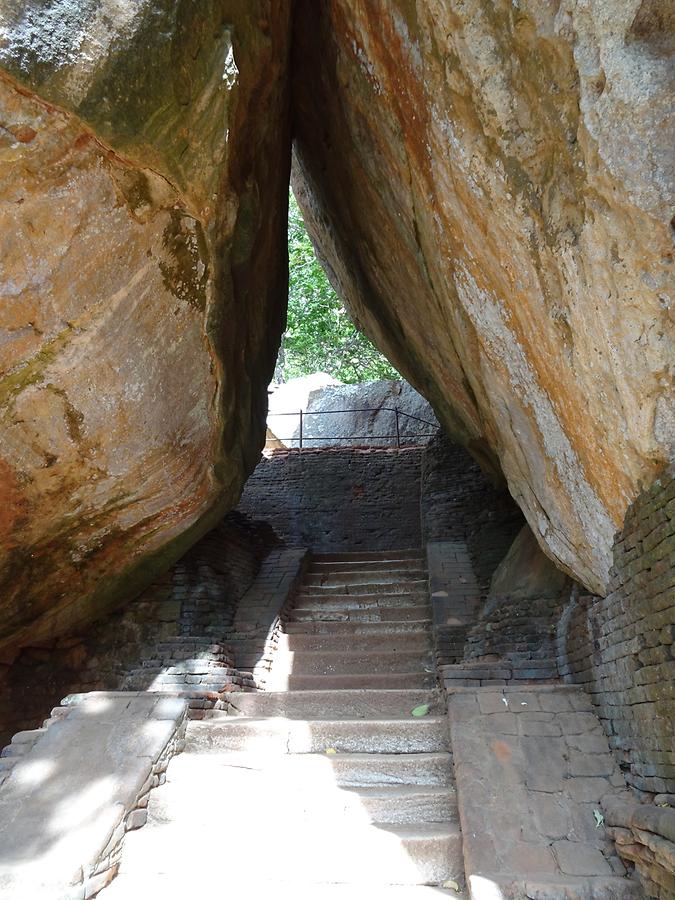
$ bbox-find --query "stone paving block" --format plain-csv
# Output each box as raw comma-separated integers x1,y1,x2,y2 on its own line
490,712,519,735
539,693,574,713
558,711,604,735
569,802,610,847
552,840,613,876
477,692,511,715
566,776,613,803
498,841,559,875
520,718,562,737
504,692,541,711
565,732,617,755
522,875,642,898
523,736,568,792
568,749,616,777
530,793,573,840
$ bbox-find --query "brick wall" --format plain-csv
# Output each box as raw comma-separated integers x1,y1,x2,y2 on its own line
557,466,675,795
237,447,424,551
0,512,275,746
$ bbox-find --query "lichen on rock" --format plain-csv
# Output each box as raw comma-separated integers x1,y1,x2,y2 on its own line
0,1,292,651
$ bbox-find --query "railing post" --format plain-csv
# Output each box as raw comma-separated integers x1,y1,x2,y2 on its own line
299,408,303,452
395,407,400,449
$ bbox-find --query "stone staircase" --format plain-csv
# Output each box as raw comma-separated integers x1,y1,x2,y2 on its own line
101,549,465,897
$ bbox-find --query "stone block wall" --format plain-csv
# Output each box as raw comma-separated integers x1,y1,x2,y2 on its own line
464,594,564,677
237,446,424,550
0,512,275,746
557,466,675,796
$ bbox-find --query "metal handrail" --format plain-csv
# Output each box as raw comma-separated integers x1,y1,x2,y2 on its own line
266,406,437,450
268,406,437,427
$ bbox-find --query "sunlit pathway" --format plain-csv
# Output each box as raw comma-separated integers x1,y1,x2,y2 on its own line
101,550,464,898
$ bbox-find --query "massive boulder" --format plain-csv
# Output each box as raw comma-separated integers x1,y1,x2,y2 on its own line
0,1,291,652
267,375,437,448
292,0,674,594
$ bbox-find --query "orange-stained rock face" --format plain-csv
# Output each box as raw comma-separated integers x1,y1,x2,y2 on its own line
0,0,672,655
0,2,291,651
292,0,674,594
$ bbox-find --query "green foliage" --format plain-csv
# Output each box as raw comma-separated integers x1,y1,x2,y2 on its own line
278,192,399,384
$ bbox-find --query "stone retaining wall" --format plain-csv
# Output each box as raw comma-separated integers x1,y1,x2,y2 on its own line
603,795,675,899
238,446,424,550
0,512,274,745
557,467,675,797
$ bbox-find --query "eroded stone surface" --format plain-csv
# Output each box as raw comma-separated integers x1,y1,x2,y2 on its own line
0,2,291,650
292,0,674,594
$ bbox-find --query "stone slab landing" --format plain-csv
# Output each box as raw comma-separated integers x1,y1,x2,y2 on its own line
448,684,643,899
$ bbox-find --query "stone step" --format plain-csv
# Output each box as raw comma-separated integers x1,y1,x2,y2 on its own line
277,631,433,652
298,579,428,596
265,672,437,691
271,650,434,676
283,619,432,636
150,756,456,825
187,716,450,754
117,815,462,885
312,549,425,562
341,784,457,825
103,875,462,899
167,747,455,787
289,605,431,624
464,874,640,899
303,569,427,587
294,593,429,610
309,558,427,573
224,689,443,719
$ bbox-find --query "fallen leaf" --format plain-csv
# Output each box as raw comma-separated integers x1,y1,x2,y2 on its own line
593,809,604,828
325,748,337,755
442,879,460,891
411,703,431,717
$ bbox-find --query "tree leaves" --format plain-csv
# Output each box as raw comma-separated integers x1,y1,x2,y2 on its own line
281,192,399,384
411,704,431,717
